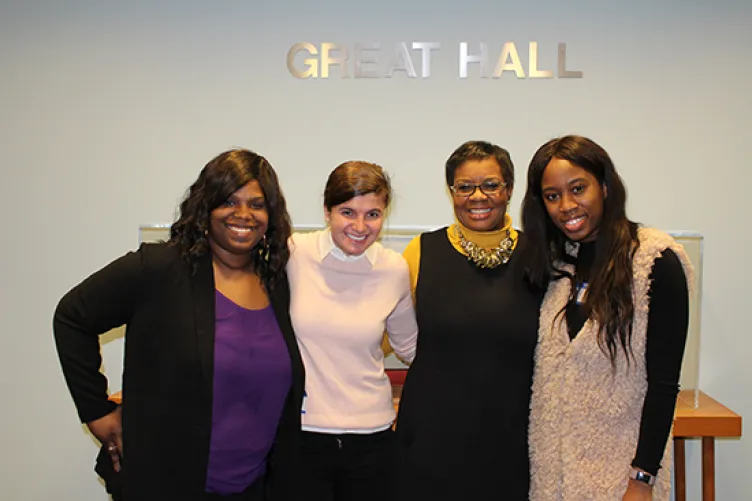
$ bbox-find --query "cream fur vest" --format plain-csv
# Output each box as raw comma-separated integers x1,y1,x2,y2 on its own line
529,228,693,501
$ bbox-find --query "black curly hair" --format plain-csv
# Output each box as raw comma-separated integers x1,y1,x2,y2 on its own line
169,149,292,289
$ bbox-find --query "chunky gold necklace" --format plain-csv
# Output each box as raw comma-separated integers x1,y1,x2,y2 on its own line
456,226,515,268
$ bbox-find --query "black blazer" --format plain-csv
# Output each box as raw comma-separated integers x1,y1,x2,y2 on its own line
54,243,305,501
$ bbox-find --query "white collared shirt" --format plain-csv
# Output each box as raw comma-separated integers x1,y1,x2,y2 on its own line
317,228,379,265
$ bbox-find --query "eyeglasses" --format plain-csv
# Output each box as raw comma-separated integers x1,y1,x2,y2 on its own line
450,179,507,197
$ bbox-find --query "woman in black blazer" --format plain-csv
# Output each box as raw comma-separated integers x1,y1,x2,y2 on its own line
54,149,305,501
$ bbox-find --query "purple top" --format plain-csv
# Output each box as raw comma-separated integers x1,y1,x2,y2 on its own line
205,290,292,495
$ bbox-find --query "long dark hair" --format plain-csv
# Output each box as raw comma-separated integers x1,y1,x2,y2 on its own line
169,149,292,289
521,135,639,366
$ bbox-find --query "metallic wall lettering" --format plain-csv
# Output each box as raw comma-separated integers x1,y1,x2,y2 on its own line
412,42,440,78
320,43,347,78
288,42,441,79
287,41,582,79
492,42,525,78
557,43,583,78
459,42,488,78
386,42,417,78
287,42,318,79
354,43,381,78
528,42,554,78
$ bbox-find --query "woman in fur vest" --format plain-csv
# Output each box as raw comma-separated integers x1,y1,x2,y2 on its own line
521,135,692,501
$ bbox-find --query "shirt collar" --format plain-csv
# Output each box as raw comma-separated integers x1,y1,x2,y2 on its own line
318,229,378,265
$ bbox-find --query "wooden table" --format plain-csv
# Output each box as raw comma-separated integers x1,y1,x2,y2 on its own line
673,390,742,501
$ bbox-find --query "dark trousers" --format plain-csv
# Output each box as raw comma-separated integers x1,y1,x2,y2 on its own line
300,429,396,501
203,475,266,501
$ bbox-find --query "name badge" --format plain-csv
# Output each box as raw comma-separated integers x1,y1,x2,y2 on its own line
575,282,589,305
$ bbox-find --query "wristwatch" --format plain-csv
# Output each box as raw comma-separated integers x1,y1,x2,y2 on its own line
629,468,656,486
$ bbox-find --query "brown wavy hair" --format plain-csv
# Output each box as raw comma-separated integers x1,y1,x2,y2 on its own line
169,149,292,289
521,135,639,366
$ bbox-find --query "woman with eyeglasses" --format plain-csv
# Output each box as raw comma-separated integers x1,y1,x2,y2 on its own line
393,141,544,501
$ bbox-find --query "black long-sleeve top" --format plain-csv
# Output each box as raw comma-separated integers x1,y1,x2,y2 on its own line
565,241,689,475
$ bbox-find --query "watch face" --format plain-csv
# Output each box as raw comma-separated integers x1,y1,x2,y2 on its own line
630,470,655,486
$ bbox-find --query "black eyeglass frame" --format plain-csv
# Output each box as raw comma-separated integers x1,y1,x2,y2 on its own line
449,179,508,198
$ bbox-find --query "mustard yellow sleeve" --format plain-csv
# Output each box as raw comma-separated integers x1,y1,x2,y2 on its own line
381,235,421,358
380,333,394,356
402,235,421,297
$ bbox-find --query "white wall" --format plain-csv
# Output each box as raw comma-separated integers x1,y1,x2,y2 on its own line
1,1,749,499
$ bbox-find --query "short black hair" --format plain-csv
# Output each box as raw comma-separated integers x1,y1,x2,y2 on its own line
445,140,514,190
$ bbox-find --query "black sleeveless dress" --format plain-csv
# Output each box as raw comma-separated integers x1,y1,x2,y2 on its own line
394,228,543,501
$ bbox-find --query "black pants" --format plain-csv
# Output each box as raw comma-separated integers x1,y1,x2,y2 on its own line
300,429,396,501
203,475,266,501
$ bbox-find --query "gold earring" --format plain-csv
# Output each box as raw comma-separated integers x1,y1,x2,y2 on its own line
258,235,270,262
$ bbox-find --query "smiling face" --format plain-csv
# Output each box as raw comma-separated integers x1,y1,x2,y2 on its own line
540,157,606,242
451,157,511,232
326,192,387,256
208,180,268,264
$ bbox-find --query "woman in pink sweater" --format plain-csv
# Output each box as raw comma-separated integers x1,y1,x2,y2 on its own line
286,161,418,501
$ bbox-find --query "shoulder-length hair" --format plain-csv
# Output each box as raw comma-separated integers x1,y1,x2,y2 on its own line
521,135,639,366
169,149,292,289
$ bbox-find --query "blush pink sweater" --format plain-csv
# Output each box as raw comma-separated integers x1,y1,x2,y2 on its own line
287,230,417,431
